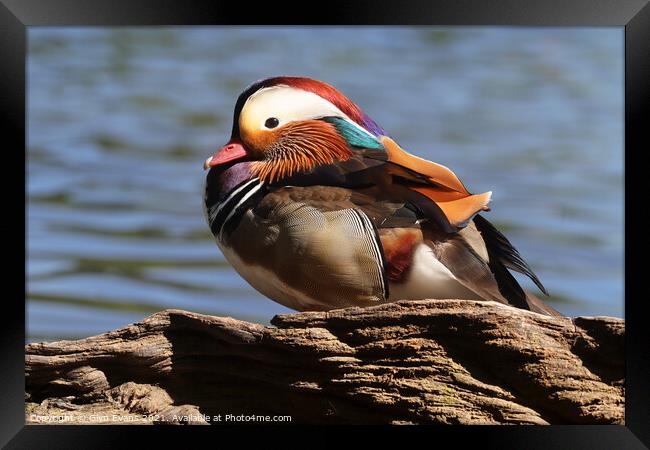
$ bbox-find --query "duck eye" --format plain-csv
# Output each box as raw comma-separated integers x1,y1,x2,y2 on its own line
264,117,279,129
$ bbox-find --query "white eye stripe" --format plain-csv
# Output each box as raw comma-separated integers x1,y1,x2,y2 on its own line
240,85,376,139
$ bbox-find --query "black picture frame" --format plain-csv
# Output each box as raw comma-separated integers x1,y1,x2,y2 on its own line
2,0,647,447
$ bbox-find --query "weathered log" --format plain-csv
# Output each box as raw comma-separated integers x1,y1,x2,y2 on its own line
25,299,624,425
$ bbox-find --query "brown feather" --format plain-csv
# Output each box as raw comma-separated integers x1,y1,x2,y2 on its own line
424,220,561,317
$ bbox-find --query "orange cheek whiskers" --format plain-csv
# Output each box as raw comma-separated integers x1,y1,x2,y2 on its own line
250,121,353,183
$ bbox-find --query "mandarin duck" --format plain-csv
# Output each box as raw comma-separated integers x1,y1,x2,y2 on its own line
203,76,561,317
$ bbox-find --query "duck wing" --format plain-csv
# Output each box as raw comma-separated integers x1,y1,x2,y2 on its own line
263,137,556,315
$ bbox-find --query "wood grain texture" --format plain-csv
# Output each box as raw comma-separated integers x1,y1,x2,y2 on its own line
25,299,624,425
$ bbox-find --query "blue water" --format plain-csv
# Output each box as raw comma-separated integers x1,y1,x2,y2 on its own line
27,27,624,342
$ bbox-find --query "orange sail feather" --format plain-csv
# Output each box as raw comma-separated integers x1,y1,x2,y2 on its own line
379,136,491,228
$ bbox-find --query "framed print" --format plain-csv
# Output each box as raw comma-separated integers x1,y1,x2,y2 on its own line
2,0,648,447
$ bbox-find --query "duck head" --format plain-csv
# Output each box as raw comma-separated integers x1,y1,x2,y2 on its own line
204,76,386,183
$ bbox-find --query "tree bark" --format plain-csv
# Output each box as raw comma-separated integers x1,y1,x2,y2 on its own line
25,299,624,425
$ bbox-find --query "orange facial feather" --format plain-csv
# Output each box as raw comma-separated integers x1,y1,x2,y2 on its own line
250,120,353,183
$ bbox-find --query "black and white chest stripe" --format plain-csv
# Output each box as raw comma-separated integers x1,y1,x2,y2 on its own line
206,177,266,242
